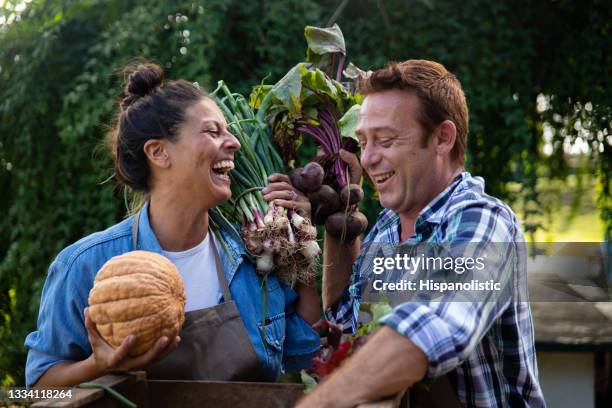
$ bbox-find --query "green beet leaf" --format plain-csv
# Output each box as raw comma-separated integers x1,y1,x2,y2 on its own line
305,24,346,57
270,63,307,116
301,369,318,393
338,104,361,142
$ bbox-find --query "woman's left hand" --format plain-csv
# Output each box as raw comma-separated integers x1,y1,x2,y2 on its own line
262,173,311,219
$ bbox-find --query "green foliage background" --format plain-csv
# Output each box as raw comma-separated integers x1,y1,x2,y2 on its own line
0,0,610,385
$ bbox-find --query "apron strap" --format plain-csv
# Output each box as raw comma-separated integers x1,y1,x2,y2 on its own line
131,208,233,302
132,210,141,250
210,232,232,302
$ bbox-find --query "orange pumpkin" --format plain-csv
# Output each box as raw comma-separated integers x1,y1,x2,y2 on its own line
87,251,186,356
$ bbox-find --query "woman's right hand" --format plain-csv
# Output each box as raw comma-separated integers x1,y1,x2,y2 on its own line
263,173,312,219
84,308,180,374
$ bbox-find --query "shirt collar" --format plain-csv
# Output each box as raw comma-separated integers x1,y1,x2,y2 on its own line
135,201,164,254
414,171,471,231
376,171,473,240
369,172,481,243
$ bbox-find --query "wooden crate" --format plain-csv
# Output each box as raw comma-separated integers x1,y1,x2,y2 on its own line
31,372,408,408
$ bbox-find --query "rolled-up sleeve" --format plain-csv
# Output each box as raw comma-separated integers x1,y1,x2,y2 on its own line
324,285,359,334
380,299,509,378
281,285,321,372
380,204,518,378
24,258,91,386
323,238,375,334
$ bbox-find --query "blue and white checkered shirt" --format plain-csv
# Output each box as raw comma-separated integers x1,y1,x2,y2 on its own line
325,172,546,407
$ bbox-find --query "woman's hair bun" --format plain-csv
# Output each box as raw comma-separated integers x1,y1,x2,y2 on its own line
121,63,163,108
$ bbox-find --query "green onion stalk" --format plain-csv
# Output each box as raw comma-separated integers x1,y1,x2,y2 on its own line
211,81,320,287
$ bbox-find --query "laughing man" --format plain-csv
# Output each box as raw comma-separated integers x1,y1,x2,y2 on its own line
297,60,545,408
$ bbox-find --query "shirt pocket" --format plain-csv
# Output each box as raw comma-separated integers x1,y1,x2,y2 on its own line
257,311,286,371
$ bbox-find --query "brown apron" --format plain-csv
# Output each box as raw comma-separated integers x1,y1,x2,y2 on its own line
131,210,265,381
410,374,464,407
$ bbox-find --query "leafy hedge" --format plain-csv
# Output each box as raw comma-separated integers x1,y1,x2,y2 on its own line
1,0,609,385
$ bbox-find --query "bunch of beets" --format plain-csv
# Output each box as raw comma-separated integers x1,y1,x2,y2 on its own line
289,157,367,244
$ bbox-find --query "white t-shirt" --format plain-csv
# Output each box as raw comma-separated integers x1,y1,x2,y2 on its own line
162,232,220,312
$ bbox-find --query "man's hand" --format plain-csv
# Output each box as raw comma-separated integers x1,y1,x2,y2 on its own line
85,308,180,374
263,173,311,218
339,149,362,185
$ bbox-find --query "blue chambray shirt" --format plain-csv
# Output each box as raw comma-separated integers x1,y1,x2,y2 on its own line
25,202,320,386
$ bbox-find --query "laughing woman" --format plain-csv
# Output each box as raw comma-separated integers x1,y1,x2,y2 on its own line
24,63,320,387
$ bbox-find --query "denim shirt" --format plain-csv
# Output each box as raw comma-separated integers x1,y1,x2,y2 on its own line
24,203,320,386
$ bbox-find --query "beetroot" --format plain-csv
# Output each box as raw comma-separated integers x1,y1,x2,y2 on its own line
301,162,325,192
289,167,305,192
289,162,325,193
308,185,341,225
325,211,368,243
339,184,364,207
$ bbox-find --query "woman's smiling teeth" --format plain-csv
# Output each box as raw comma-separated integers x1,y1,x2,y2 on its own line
373,171,395,185
212,160,234,181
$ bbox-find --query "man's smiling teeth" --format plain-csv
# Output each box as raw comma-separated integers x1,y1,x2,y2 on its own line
212,160,235,174
373,171,395,183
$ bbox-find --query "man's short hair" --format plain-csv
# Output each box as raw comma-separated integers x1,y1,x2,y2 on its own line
358,60,469,165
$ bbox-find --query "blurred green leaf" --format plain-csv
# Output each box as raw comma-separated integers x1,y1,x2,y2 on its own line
338,104,361,141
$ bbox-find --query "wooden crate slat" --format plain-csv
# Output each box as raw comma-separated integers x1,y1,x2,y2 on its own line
147,379,303,408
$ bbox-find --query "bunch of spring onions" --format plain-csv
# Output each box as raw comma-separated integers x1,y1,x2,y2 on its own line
211,81,320,286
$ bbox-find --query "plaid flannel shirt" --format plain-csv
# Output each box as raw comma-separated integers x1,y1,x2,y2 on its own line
325,172,546,407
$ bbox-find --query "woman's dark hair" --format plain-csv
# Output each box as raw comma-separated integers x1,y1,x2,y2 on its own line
107,63,207,191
